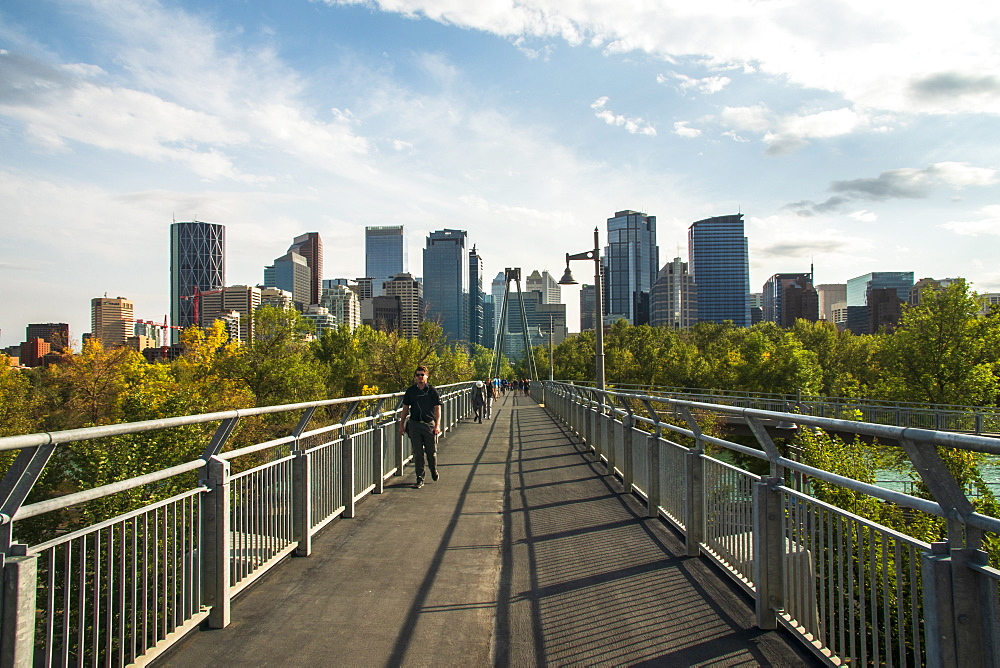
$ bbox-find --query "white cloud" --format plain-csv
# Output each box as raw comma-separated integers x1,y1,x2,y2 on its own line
673,121,701,138
320,0,1000,115
850,210,878,222
590,97,657,136
658,71,731,94
942,205,1000,236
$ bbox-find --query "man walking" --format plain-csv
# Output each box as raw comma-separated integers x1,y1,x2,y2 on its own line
399,365,442,489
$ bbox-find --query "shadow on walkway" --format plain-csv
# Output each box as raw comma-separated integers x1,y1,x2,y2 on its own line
163,394,820,667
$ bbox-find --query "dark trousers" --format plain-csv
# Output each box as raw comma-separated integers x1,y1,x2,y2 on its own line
406,421,437,479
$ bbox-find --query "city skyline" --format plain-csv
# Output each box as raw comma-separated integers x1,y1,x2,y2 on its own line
3,0,1000,346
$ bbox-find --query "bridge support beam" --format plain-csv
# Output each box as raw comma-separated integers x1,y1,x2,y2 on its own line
752,476,784,630
202,457,231,629
1,548,37,668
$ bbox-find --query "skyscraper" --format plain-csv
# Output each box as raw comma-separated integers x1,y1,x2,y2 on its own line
816,284,847,321
91,296,134,347
650,258,697,329
469,246,485,346
423,229,469,342
264,250,310,309
688,214,750,327
845,271,914,335
491,271,506,339
288,232,323,306
526,270,561,304
580,284,596,332
762,273,818,327
605,210,659,325
382,273,424,337
170,221,225,342
199,285,261,342
25,323,70,351
366,226,406,280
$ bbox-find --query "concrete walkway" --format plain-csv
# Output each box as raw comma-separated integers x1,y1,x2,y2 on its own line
162,394,820,667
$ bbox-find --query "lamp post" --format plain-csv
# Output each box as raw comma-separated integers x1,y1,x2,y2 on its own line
558,227,605,391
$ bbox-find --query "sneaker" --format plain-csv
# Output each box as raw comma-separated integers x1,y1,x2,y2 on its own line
430,468,440,481
413,478,424,489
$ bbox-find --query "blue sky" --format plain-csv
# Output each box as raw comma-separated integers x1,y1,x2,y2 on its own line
2,0,999,347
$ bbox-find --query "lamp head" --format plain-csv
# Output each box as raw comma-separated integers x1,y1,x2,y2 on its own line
558,265,577,285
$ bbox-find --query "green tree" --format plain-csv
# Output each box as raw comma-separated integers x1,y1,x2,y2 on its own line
877,280,1000,406
225,306,326,407
0,357,38,437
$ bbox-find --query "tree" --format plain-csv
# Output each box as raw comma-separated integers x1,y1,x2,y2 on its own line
877,280,1000,406
225,306,326,407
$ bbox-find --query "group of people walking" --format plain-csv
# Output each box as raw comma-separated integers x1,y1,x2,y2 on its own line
399,367,532,489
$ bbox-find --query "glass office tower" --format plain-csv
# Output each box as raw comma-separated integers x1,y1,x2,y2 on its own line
605,210,659,325
423,229,469,342
688,214,750,326
469,245,484,346
365,226,406,279
170,221,225,343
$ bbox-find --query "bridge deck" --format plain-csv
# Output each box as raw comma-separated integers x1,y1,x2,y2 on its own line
163,395,819,667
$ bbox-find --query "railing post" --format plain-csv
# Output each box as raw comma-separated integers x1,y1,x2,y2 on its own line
605,406,616,477
646,431,661,518
752,476,784,630
622,414,634,490
343,433,356,518
394,411,405,476
201,457,231,629
292,450,312,557
922,542,957,667
373,424,385,494
951,547,996,668
1,547,37,667
684,450,704,557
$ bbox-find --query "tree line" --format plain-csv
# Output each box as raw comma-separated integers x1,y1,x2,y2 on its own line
536,280,1000,407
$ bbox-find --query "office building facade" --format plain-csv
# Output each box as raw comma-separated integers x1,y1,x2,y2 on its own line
605,210,659,325
469,246,485,346
170,221,225,342
320,284,362,331
264,251,311,309
650,258,697,329
423,229,469,342
25,323,70,351
199,285,262,342
688,214,750,327
92,297,135,347
366,226,406,280
526,270,561,305
845,271,914,334
817,284,847,322
382,273,423,337
288,232,323,306
762,273,818,327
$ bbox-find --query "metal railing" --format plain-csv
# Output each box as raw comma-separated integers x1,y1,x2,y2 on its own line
568,382,1000,435
536,381,1000,667
0,382,474,667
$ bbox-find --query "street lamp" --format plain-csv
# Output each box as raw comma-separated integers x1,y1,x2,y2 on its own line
558,226,605,391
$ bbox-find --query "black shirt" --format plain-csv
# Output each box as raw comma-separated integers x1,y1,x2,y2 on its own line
402,384,442,423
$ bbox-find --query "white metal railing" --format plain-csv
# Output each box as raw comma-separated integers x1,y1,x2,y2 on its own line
568,382,1000,436
536,381,1000,667
0,382,474,667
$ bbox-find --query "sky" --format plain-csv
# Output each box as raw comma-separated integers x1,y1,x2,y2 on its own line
2,0,1000,348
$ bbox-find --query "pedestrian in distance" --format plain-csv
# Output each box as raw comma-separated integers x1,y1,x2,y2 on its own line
485,379,496,419
399,365,442,489
472,380,486,423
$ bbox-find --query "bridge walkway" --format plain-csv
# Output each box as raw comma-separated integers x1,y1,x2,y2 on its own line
163,393,819,666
